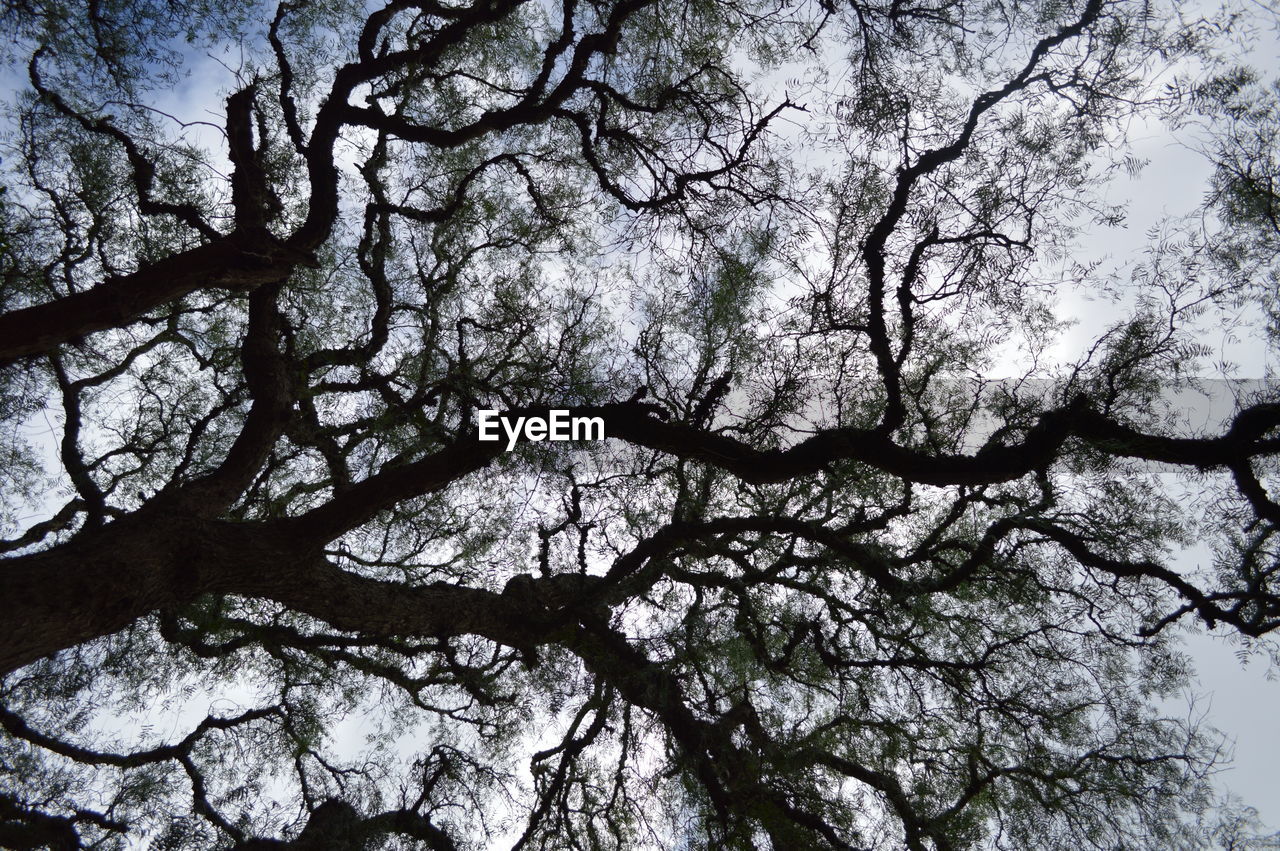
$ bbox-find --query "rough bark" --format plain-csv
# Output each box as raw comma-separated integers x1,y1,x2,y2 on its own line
0,230,312,366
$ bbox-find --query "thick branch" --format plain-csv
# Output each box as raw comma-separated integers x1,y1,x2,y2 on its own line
0,231,312,365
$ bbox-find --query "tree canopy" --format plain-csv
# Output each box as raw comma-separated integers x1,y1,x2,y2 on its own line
0,0,1278,846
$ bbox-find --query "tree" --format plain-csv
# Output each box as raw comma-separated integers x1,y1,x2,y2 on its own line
0,0,1277,846
1204,795,1280,850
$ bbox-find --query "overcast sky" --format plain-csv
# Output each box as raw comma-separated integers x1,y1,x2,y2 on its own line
1053,9,1280,827
155,18,1280,828
5,0,1280,838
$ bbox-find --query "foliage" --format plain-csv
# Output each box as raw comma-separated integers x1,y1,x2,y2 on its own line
0,0,1277,847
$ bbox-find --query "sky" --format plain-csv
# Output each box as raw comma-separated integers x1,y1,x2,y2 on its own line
4,0,1280,841
1047,12,1280,827
1028,124,1277,851
143,25,1280,832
